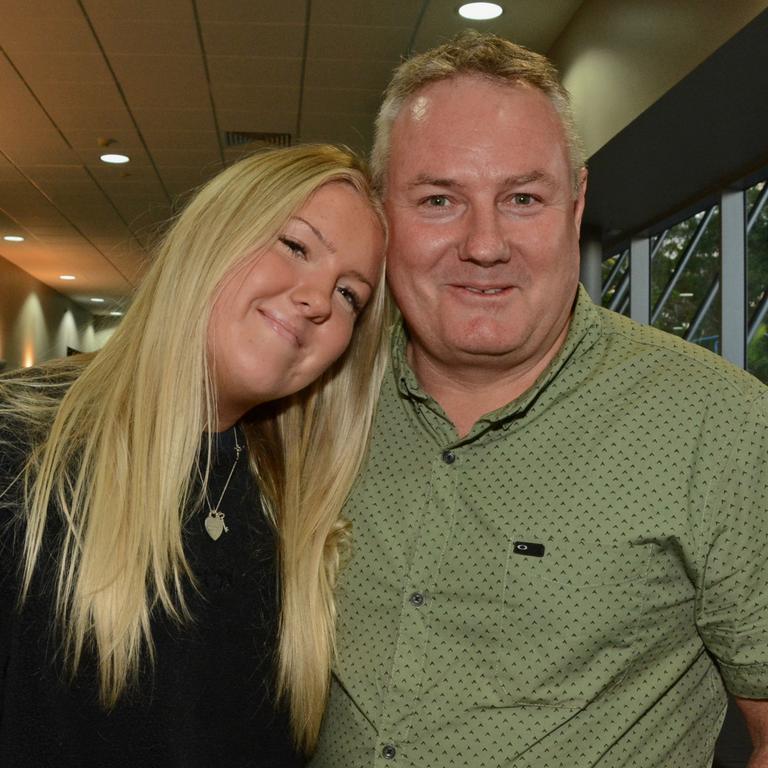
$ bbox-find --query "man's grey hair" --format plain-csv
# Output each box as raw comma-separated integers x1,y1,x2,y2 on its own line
371,30,586,195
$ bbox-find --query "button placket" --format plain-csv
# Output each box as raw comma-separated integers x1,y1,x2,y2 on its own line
378,450,458,746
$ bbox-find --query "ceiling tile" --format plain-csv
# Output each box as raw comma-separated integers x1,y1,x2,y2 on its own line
310,0,425,27
215,110,296,136
108,55,210,110
132,108,218,133
147,147,223,170
8,52,113,84
307,25,412,61
51,107,137,136
299,112,375,150
212,84,301,114
81,0,192,22
195,0,307,25
2,15,97,55
304,58,398,90
202,22,306,58
89,19,200,56
0,0,83,20
301,87,383,114
207,56,303,88
30,79,126,115
138,129,220,151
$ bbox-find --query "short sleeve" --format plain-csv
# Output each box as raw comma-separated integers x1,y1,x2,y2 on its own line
695,391,768,698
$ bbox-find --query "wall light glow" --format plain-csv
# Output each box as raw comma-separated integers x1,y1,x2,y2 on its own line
22,344,35,368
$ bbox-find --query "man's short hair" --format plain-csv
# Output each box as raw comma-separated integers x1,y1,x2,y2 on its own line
371,30,586,195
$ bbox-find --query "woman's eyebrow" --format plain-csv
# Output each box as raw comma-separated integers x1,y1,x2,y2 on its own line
346,270,374,289
292,216,336,253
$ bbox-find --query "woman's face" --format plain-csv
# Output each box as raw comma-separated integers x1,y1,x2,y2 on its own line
208,181,384,429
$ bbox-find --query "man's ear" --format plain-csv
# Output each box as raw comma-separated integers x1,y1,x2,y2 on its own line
573,167,588,231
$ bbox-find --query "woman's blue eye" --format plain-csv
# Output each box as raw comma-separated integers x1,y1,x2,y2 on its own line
279,236,307,259
337,285,361,313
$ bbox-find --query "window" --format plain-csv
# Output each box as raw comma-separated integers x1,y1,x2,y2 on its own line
602,249,630,316
650,206,721,354
747,180,768,383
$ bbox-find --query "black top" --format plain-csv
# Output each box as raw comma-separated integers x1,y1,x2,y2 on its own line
0,423,304,768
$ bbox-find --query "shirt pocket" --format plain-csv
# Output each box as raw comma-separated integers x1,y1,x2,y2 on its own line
496,536,652,707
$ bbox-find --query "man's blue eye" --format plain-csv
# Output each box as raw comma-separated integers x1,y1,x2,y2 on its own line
514,194,534,205
427,196,449,207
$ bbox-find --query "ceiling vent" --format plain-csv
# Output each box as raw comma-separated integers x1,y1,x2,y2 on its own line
224,131,292,148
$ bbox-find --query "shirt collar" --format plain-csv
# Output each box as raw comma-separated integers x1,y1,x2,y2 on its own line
392,284,603,426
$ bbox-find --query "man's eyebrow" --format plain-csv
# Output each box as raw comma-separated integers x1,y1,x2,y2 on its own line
293,216,336,253
407,175,463,190
406,171,555,189
503,171,555,187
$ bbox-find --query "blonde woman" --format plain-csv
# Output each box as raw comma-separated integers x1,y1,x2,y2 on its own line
0,144,387,767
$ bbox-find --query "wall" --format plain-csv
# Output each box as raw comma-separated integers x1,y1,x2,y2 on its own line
581,9,768,241
550,0,768,157
0,251,100,371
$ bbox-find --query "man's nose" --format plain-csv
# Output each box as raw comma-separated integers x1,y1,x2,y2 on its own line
460,206,510,265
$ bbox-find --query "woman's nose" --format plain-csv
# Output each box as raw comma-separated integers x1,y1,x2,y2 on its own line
291,281,333,322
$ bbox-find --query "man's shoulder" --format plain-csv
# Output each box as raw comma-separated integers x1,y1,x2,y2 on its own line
595,305,767,405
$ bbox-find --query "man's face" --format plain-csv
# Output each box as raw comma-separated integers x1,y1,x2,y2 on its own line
384,75,586,375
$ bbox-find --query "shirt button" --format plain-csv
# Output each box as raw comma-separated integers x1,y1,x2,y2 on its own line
441,450,456,464
382,744,397,760
409,591,425,607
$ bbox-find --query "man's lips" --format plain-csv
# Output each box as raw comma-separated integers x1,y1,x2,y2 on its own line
258,308,302,346
449,283,514,296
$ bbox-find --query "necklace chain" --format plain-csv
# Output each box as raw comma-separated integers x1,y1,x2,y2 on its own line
202,428,242,541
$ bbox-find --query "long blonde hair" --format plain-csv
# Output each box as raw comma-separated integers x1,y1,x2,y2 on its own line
0,144,388,752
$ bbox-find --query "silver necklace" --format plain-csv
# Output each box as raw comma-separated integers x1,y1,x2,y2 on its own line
203,428,242,541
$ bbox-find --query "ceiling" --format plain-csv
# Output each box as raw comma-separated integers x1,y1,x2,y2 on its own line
0,0,584,314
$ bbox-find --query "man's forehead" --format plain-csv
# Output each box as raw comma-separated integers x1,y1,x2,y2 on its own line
387,78,568,184
398,74,542,124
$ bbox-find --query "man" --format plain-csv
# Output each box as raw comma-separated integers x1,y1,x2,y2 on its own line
312,32,768,767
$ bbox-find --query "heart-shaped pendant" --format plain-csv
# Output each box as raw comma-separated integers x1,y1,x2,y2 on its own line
205,510,227,541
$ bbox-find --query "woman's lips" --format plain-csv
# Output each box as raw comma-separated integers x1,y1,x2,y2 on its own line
258,308,301,346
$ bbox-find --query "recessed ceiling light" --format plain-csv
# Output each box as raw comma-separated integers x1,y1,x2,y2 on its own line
109,311,124,317
59,275,76,281
458,2,503,20
90,297,105,303
3,235,24,242
100,153,130,164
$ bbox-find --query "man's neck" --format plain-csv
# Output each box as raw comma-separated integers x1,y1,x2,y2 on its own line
407,322,572,439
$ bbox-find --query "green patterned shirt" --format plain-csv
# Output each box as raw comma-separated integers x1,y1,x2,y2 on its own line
312,287,768,767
